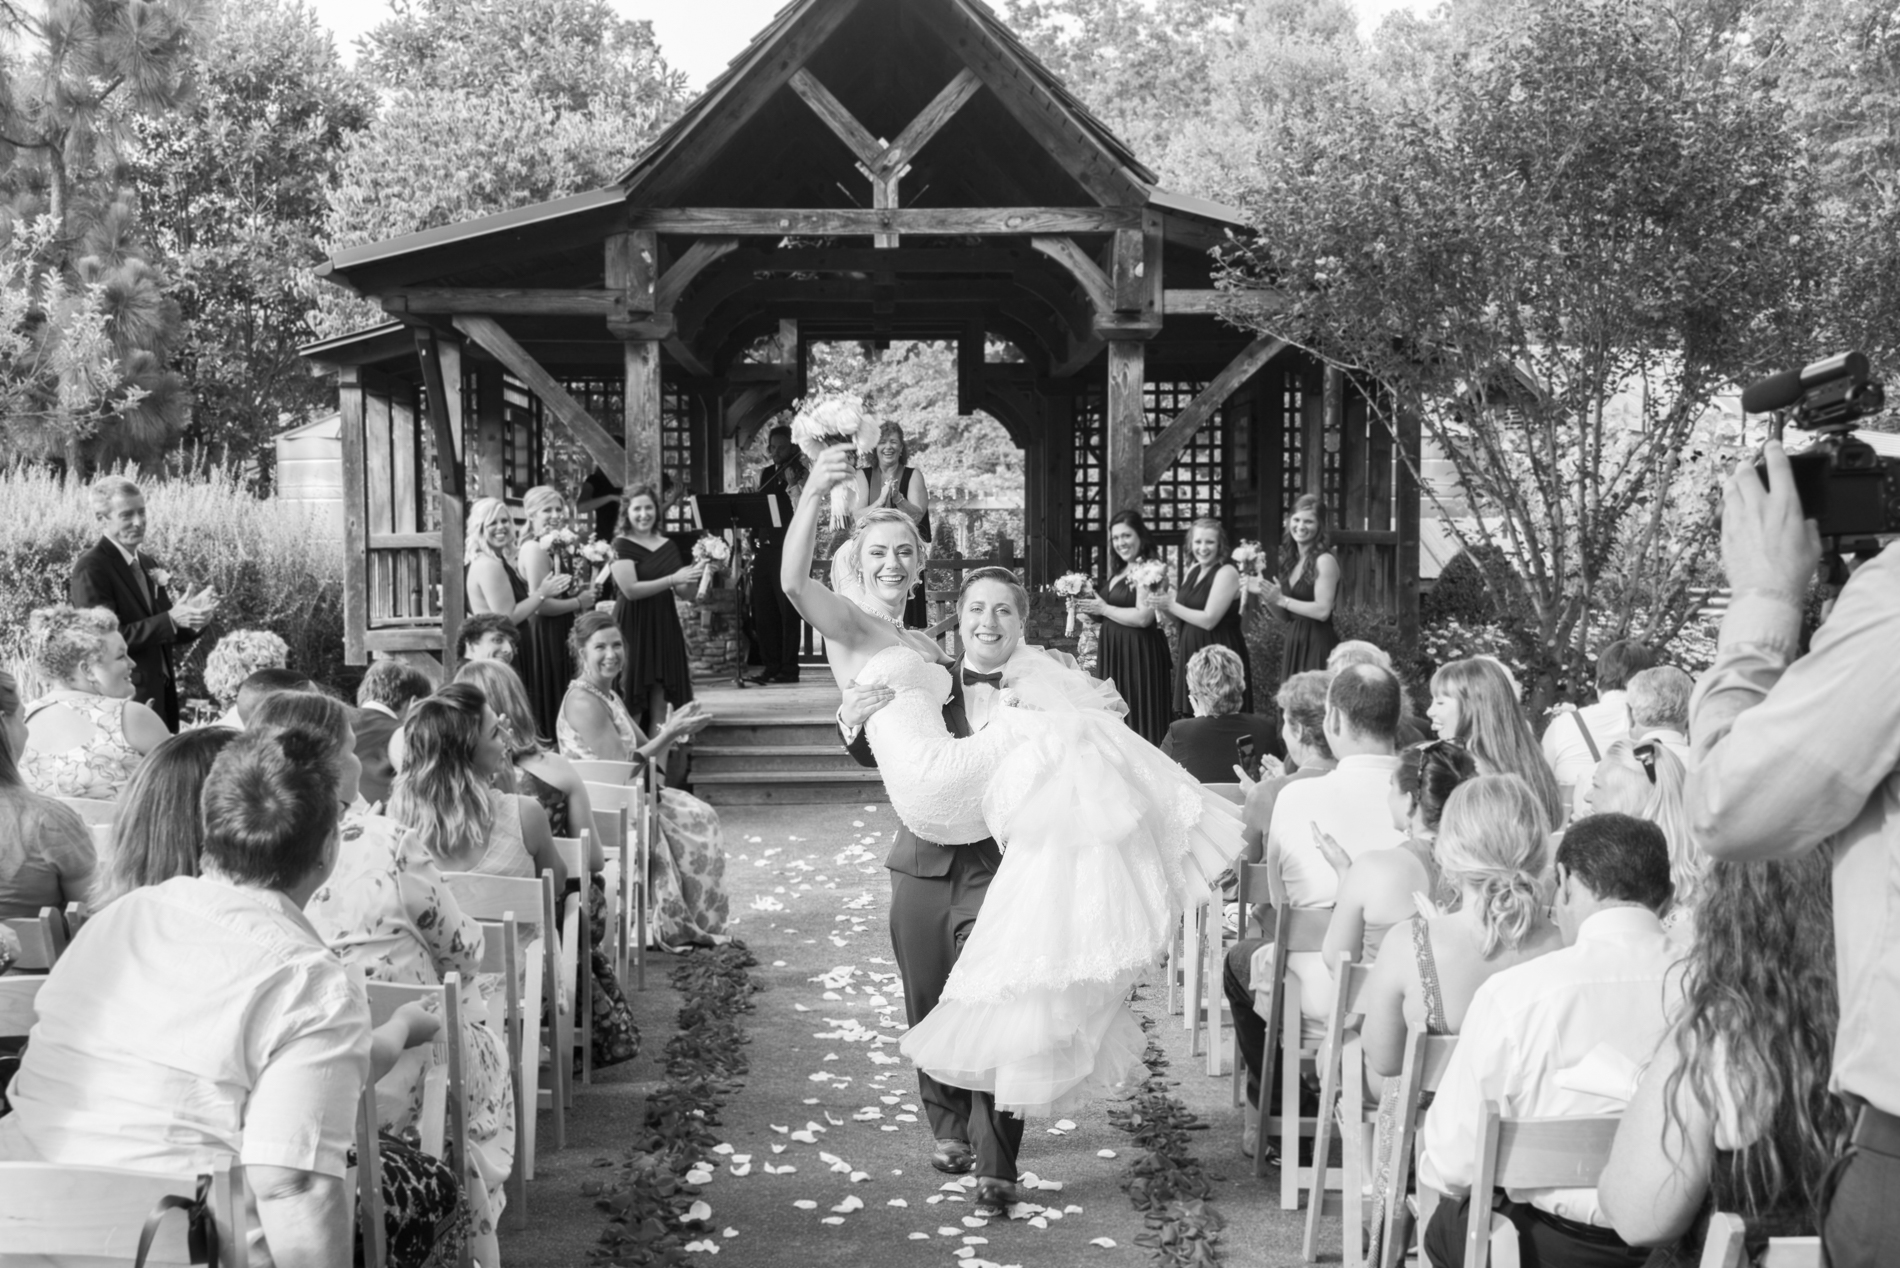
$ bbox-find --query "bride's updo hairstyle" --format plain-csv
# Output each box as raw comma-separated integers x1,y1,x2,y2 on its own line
831,507,928,596
1434,772,1551,957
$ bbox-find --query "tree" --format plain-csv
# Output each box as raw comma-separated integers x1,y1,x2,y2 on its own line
0,0,203,466
130,0,374,486
1220,0,1822,700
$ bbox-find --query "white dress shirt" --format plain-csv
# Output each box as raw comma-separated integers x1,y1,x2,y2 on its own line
0,873,371,1185
1688,539,1900,1115
1542,691,1631,795
1419,906,1682,1225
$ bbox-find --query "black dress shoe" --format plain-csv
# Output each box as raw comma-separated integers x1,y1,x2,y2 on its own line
972,1176,1032,1216
931,1139,975,1174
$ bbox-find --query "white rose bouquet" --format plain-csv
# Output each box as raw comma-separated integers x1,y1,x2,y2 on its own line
1051,571,1093,636
1130,558,1173,611
691,534,732,600
790,396,878,527
537,526,581,553
578,537,615,566
1231,539,1266,612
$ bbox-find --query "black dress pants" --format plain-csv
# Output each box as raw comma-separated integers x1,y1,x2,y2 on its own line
1821,1126,1900,1267
749,545,802,680
1425,1195,1648,1268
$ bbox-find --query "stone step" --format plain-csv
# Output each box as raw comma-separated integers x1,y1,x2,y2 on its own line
698,718,841,747
693,769,889,806
691,744,862,774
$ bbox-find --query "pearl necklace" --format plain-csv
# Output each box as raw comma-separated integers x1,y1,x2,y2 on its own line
851,593,905,626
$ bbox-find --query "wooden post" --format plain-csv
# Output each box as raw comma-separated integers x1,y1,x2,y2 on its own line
1396,398,1422,654
1045,391,1076,576
338,366,368,665
624,340,663,495
957,322,984,416
1106,341,1146,546
474,362,506,499
873,172,901,249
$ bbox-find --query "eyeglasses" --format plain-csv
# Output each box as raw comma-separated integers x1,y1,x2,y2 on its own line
1631,741,1660,785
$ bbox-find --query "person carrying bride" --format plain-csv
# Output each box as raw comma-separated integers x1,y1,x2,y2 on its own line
781,440,1241,1213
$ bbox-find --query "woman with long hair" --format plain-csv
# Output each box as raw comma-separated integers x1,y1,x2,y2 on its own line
604,484,701,732
464,497,575,734
1356,773,1565,1254
453,659,641,1069
1602,853,1844,1261
1427,656,1566,826
1585,738,1702,940
1075,509,1173,745
558,612,728,950
851,421,934,628
18,604,170,799
90,728,238,908
0,668,98,919
1157,516,1254,717
516,486,597,737
1264,493,1340,676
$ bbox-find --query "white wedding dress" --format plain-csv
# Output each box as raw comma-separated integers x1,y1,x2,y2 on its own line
854,642,1240,1115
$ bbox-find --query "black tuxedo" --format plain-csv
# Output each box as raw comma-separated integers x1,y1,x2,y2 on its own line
351,705,403,808
844,661,1023,1181
749,461,804,680
69,536,197,730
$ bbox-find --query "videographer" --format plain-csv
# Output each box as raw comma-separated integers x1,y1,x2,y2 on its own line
1687,439,1900,1267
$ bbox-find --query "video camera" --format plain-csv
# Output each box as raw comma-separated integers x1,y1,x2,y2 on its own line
1742,352,1900,542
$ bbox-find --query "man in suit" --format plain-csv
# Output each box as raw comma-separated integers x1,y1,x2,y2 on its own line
69,476,218,731
838,566,1031,1214
746,426,806,685
353,658,435,808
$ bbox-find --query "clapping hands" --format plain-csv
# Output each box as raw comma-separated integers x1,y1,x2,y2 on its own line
170,584,219,631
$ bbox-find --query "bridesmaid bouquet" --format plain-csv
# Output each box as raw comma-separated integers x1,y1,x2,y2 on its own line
537,526,581,553
578,537,615,566
1231,539,1266,612
1130,558,1170,608
691,534,732,600
1051,571,1093,636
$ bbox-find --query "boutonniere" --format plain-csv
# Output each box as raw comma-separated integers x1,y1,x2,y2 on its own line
148,567,171,589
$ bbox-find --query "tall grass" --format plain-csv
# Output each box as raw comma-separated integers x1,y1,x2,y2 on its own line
0,464,347,703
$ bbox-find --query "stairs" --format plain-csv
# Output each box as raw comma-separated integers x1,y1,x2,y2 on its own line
690,714,889,805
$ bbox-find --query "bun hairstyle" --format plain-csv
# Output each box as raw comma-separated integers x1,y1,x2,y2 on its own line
830,507,927,598
1395,739,1480,835
200,728,340,890
28,604,118,685
1434,773,1551,957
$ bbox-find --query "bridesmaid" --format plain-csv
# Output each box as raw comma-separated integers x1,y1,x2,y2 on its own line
1076,509,1173,746
1262,493,1340,678
1158,516,1253,718
605,484,701,732
464,497,572,716
850,422,933,628
517,486,596,739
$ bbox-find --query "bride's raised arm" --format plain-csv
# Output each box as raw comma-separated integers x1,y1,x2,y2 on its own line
780,443,878,648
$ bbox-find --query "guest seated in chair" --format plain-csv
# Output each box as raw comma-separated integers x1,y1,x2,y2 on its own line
202,629,291,729
91,727,238,907
0,668,96,920
353,659,434,810
17,604,169,800
1161,645,1284,783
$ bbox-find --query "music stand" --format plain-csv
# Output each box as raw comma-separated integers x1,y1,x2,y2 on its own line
690,493,795,537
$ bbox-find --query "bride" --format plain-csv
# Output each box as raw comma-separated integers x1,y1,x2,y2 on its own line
781,442,1240,1116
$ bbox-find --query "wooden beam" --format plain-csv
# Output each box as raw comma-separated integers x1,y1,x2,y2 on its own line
414,329,465,672
608,230,658,314
626,207,1142,236
788,68,885,168
654,238,740,313
663,337,711,378
452,315,628,477
1163,286,1291,317
752,246,1020,273
338,366,368,665
1029,236,1113,317
1142,335,1289,484
1107,341,1147,519
1395,396,1422,653
1051,335,1105,378
625,341,662,493
379,288,621,317
473,362,505,499
872,171,901,249
880,68,983,174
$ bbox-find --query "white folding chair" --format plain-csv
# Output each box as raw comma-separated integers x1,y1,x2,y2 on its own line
569,758,636,785
0,1155,249,1267
1303,955,1376,1265
56,796,117,826
587,779,650,988
2,907,68,971
361,974,467,1268
89,821,114,863
592,804,632,986
471,916,527,1228
0,974,46,1040
1460,1103,1621,1268
1699,1212,1820,1268
549,834,591,1090
1379,1024,1461,1268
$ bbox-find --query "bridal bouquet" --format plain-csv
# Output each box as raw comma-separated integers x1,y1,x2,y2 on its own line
790,396,878,526
1231,539,1266,612
691,534,732,600
1051,571,1093,636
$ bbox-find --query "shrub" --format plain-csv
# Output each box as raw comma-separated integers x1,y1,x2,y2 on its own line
0,464,347,706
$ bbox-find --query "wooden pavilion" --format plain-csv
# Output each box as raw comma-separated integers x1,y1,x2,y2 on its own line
303,0,1419,672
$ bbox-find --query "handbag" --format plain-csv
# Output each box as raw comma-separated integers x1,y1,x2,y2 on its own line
134,1172,218,1268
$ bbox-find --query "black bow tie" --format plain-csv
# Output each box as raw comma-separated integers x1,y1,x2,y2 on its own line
962,668,1003,688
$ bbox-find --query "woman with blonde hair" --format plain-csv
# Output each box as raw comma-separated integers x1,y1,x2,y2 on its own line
850,422,933,627
1426,656,1566,826
605,484,701,731
516,486,597,736
1584,738,1701,940
1157,516,1253,717
19,605,170,799
1355,773,1565,1254
200,629,289,728
464,496,575,733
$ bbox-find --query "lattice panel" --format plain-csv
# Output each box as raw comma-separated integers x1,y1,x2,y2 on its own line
1281,368,1306,510
661,384,693,533
1073,388,1106,579
1070,378,1216,579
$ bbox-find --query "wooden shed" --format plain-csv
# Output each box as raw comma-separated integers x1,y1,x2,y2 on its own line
303,0,1419,672
272,412,344,535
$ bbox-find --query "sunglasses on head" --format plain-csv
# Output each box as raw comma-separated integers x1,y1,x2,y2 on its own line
1631,741,1659,784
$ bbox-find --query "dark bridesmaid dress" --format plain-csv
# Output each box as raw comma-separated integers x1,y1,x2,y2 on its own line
473,558,555,725
1279,551,1340,679
522,540,578,741
872,465,933,629
1172,563,1254,717
609,536,694,717
1093,574,1173,747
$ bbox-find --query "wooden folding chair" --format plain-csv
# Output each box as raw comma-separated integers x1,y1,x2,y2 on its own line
0,1155,249,1267
1184,842,1231,1074
1302,954,1377,1265
89,821,115,863
62,901,88,936
471,916,528,1228
1379,1023,1461,1268
1460,1101,1622,1268
0,974,46,1040
2,907,68,970
587,779,649,988
56,796,117,826
1699,1212,1821,1268
550,834,592,1090
592,804,632,986
569,758,636,786
442,874,561,1163
361,974,467,1268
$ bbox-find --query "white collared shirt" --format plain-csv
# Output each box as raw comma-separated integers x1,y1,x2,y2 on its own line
107,535,141,569
1542,692,1632,793
1419,906,1683,1225
0,873,371,1185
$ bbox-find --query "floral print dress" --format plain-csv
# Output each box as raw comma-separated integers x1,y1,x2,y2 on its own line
306,813,515,1265
19,691,144,801
557,680,731,949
